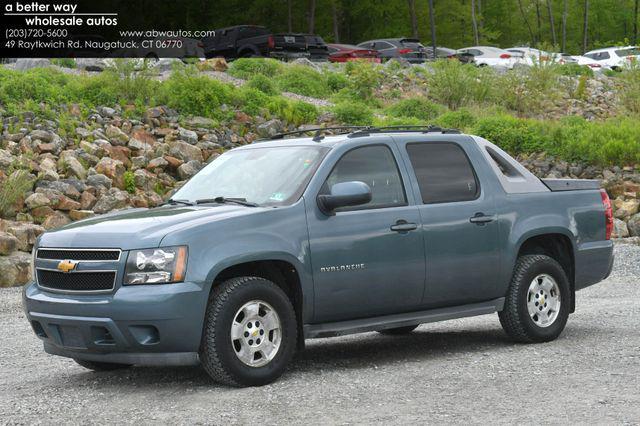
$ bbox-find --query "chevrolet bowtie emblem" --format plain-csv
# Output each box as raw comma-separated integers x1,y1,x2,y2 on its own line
57,259,78,273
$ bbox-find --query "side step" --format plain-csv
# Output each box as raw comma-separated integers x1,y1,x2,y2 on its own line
303,298,505,339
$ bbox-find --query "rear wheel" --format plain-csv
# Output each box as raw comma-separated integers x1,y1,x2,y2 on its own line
378,325,419,335
200,276,297,387
499,254,570,343
73,359,131,371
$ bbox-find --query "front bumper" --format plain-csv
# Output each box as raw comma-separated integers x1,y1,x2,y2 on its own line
23,281,209,365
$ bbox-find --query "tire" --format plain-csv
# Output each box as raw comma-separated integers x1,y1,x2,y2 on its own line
73,359,131,371
499,254,570,343
200,276,297,387
378,325,419,335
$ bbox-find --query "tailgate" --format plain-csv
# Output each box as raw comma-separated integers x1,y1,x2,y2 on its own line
542,179,600,191
273,34,307,51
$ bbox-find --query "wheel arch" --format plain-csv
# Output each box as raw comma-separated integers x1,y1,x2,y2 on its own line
206,254,307,349
515,231,576,312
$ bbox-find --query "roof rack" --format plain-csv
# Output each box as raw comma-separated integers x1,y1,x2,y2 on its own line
257,125,460,143
348,125,461,137
258,126,370,143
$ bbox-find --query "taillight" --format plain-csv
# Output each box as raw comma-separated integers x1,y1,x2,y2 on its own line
267,36,275,49
600,189,613,240
589,63,601,68
398,48,413,54
499,53,511,59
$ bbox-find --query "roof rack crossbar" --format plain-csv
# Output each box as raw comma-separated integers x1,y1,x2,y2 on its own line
262,126,370,142
256,125,461,143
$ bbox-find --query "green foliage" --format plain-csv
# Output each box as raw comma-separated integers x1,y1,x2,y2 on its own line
573,74,589,100
123,171,136,194
497,63,561,115
265,97,318,126
0,170,33,218
434,108,477,130
157,68,234,118
619,62,640,115
473,115,550,154
274,65,329,98
332,101,374,125
340,61,382,101
51,58,76,68
426,60,493,110
556,63,594,77
385,97,443,120
246,74,279,95
325,71,349,92
227,58,283,79
102,59,159,104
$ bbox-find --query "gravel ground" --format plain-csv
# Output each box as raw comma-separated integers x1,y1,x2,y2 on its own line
2,243,639,425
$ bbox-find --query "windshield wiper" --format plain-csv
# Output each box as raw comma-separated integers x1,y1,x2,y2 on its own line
195,197,259,207
160,198,194,207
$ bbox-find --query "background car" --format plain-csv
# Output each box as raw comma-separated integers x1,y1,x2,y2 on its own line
357,38,427,63
456,46,517,68
583,46,640,70
302,34,329,61
202,25,308,60
327,44,381,63
506,47,554,66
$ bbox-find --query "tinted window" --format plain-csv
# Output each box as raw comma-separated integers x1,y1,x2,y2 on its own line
406,143,479,204
324,145,406,210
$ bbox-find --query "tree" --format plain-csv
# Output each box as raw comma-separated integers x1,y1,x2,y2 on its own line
634,0,639,45
547,0,557,46
582,0,589,53
408,0,419,38
428,0,436,59
288,0,293,32
517,0,536,45
471,0,480,44
332,0,341,42
308,0,316,33
561,0,568,51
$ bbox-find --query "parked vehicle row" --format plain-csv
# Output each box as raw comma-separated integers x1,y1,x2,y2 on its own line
200,25,639,71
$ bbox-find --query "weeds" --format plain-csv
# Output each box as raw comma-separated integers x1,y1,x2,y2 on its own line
0,170,33,218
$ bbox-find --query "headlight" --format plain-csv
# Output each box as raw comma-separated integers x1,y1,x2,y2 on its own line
124,246,188,285
30,246,36,281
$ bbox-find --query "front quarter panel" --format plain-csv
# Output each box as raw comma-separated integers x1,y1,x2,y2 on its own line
159,202,314,322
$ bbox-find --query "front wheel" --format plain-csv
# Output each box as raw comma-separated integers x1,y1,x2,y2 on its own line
499,254,570,343
200,276,297,387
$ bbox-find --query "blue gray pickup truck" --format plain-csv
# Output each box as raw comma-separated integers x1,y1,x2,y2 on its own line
23,127,614,387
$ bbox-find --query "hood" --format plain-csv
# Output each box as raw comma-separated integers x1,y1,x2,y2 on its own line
38,205,269,249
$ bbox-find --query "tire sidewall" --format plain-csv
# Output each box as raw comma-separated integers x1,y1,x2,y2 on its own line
209,279,296,386
517,257,570,340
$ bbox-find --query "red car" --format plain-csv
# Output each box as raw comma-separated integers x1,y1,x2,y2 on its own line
327,44,381,63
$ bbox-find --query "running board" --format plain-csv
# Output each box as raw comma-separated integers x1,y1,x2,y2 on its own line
304,298,505,339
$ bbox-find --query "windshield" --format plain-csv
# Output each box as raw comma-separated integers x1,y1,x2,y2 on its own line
171,145,328,206
615,48,640,56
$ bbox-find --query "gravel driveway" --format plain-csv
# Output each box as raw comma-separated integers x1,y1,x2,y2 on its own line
2,243,639,425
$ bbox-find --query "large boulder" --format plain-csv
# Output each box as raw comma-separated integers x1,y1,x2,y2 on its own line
613,199,640,219
612,218,630,238
95,157,125,188
0,232,20,255
42,212,71,230
93,188,130,214
628,213,640,237
14,58,51,71
177,160,202,180
5,222,45,251
0,251,32,287
169,141,203,163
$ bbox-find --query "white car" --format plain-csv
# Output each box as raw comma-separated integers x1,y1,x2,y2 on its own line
582,46,640,70
457,46,517,69
506,47,555,66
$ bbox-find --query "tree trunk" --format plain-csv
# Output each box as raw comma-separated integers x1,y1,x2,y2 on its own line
518,0,536,45
582,0,589,53
408,0,419,38
428,0,437,59
471,0,479,44
535,1,542,43
547,0,557,46
332,1,340,42
308,0,316,33
561,0,568,52
634,0,639,45
478,0,484,34
288,0,293,32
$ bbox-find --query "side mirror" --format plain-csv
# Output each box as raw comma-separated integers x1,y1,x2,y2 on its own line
317,181,372,215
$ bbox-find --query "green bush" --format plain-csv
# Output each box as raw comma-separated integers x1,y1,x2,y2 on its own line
497,64,561,115
51,58,77,69
332,101,374,125
342,61,382,100
246,74,279,95
434,108,477,129
385,97,443,120
473,115,550,154
427,60,493,110
266,97,318,126
123,171,136,194
556,63,594,77
275,65,329,98
325,71,349,92
619,62,640,115
0,170,33,218
157,68,234,118
227,58,283,79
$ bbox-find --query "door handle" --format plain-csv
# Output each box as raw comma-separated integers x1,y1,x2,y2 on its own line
390,220,418,232
469,212,495,225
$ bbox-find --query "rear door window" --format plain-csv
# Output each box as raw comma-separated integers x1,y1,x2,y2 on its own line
406,143,479,204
